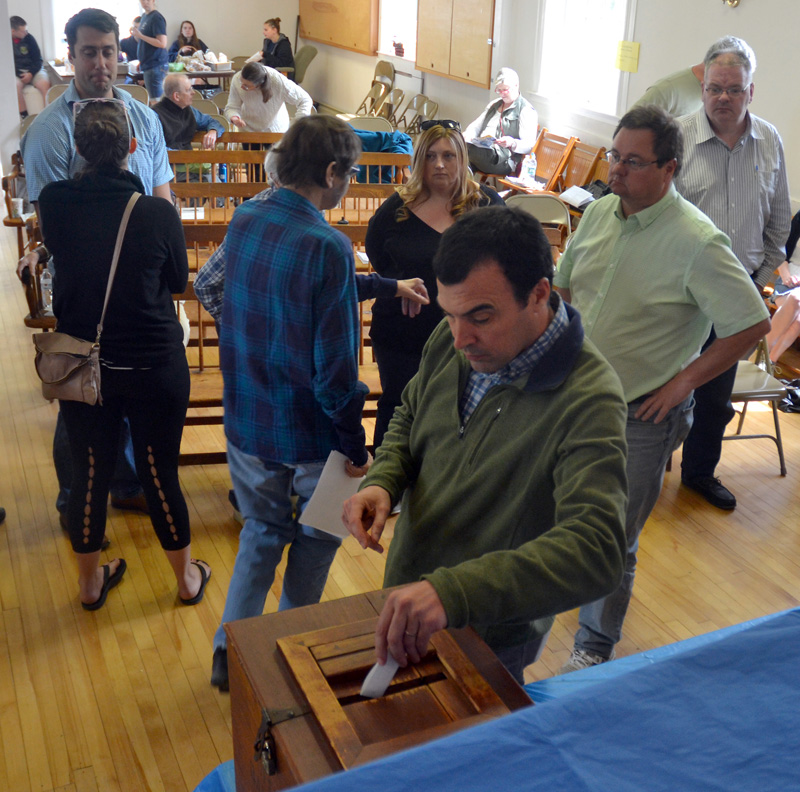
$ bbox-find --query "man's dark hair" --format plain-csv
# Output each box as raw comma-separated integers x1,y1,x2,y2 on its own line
65,8,119,50
613,104,683,175
274,115,361,189
10,16,26,29
433,206,553,305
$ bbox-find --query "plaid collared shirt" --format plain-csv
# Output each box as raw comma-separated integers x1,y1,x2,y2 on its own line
459,295,568,424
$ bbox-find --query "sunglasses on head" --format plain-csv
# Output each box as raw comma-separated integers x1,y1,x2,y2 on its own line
72,97,134,146
420,119,461,132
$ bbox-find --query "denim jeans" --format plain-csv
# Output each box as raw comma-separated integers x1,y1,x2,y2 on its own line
492,626,551,684
574,394,694,658
143,63,168,99
214,441,340,650
54,410,142,514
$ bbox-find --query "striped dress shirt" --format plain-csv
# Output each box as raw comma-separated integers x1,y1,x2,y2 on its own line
675,109,791,289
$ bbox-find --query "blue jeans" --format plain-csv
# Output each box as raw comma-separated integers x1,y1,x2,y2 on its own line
574,395,694,658
54,410,142,514
143,64,167,99
214,442,340,650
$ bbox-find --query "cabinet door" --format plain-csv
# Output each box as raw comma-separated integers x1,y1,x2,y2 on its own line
449,0,495,87
416,0,453,76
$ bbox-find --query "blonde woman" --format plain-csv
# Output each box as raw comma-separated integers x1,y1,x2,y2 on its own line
365,121,503,448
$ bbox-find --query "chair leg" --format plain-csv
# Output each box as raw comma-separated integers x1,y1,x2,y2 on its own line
735,402,748,435
771,400,788,476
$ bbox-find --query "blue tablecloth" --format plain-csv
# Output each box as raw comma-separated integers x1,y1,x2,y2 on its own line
286,608,800,792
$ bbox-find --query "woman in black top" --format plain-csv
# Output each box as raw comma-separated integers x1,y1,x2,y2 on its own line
168,20,209,61
365,121,503,448
38,99,211,610
248,17,294,73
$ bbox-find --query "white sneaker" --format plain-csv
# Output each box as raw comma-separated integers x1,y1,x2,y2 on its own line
557,648,614,675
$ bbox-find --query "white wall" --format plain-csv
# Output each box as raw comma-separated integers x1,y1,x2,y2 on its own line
156,0,300,60
2,0,798,197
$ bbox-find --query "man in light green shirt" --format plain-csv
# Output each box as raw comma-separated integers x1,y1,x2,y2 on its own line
633,65,704,118
554,104,769,674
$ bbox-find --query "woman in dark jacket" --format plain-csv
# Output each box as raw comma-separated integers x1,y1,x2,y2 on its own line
38,99,211,610
248,17,294,73
168,19,208,61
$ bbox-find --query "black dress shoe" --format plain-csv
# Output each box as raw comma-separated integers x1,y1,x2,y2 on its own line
682,477,737,510
211,647,229,692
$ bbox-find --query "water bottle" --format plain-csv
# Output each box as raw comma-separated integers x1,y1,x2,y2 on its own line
218,163,227,183
524,154,537,184
40,269,54,315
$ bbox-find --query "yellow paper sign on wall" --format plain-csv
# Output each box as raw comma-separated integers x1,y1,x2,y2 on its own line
616,41,640,73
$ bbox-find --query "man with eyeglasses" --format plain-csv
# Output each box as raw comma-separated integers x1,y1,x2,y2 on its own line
554,104,769,674
463,67,538,176
19,8,173,536
675,36,790,512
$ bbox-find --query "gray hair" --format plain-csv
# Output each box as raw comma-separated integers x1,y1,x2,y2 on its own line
494,67,520,88
704,36,757,81
263,149,280,186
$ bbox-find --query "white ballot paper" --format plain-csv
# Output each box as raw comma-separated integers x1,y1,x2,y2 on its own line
301,450,365,539
360,654,400,698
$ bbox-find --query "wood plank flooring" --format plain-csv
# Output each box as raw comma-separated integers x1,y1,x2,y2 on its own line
1,224,799,790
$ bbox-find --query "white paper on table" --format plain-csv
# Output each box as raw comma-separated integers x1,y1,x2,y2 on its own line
559,185,594,208
301,450,364,539
180,207,205,220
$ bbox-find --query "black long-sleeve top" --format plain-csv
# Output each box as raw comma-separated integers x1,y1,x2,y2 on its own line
261,35,294,71
13,32,43,76
38,169,188,368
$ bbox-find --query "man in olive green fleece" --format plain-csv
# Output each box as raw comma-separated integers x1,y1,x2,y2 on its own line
343,206,629,683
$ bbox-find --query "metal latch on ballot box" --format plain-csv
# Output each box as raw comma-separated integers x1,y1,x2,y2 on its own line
254,704,312,775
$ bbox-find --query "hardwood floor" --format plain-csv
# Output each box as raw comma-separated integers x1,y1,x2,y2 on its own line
1,223,799,791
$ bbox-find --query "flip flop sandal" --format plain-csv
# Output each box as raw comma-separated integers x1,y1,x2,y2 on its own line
180,560,212,605
82,558,127,611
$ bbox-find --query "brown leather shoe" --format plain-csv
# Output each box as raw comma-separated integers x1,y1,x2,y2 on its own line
110,492,149,514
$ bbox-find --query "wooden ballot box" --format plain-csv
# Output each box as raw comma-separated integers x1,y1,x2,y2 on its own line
227,589,533,791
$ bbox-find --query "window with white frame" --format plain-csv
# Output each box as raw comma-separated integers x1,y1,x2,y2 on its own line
537,0,631,115
51,0,141,60
379,0,418,62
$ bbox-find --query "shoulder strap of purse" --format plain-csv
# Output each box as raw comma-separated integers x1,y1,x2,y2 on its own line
95,192,140,343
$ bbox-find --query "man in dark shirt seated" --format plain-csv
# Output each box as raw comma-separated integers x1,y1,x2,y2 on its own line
152,72,224,151
11,15,50,117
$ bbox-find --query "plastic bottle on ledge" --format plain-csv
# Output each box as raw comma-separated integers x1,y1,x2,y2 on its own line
40,269,54,316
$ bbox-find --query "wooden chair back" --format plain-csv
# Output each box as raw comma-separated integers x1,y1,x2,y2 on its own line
533,130,577,192
561,142,605,191
232,56,249,72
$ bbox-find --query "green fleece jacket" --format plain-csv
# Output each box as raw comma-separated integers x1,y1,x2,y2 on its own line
363,303,628,652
